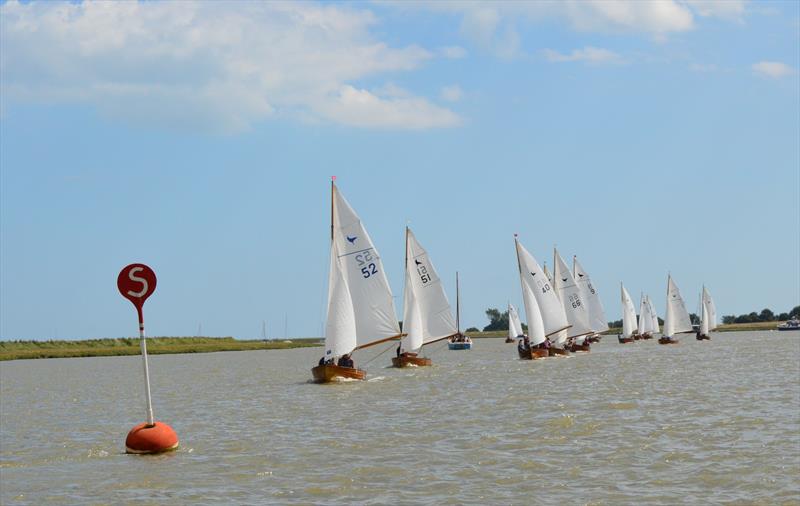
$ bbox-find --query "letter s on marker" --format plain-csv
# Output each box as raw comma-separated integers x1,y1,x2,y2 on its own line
127,267,148,298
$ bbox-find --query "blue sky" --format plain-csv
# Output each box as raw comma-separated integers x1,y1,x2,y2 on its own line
1,0,798,340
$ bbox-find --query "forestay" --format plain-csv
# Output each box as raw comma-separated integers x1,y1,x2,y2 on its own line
554,250,593,338
621,284,638,339
401,228,457,352
332,184,401,349
515,238,569,338
573,256,609,333
664,275,693,337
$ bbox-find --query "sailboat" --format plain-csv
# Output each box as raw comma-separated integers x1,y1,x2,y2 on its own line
448,272,472,350
619,284,638,344
507,303,523,343
638,294,655,339
574,256,608,343
696,286,715,340
514,237,570,359
311,179,404,382
554,249,593,353
659,274,692,345
393,227,458,367
648,295,660,336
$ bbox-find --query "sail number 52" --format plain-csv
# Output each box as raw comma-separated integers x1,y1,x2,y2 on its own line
356,251,378,279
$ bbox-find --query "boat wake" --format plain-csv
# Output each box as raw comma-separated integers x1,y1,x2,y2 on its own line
367,376,386,382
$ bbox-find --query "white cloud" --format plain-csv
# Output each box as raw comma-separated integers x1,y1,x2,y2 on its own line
752,61,795,79
542,46,626,65
682,0,747,21
0,1,460,132
441,85,464,102
439,46,468,59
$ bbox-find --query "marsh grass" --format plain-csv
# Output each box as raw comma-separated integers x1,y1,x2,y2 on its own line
0,337,322,361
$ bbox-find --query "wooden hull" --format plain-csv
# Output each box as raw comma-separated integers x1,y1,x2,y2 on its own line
311,364,366,383
505,337,516,343
391,355,432,368
633,334,642,340
618,336,634,344
448,342,472,350
658,337,679,345
548,347,570,357
641,333,653,340
696,334,711,341
587,335,601,343
517,347,549,360
568,343,590,353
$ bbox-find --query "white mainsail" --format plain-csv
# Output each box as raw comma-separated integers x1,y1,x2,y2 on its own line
647,296,660,334
401,228,457,352
508,303,523,340
664,274,693,337
573,256,609,333
543,263,553,283
515,238,569,339
621,284,638,339
332,184,401,350
324,239,358,358
638,293,653,335
554,249,593,338
702,286,717,331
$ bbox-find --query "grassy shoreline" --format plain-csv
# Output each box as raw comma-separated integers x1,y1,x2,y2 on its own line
0,322,790,361
0,337,322,361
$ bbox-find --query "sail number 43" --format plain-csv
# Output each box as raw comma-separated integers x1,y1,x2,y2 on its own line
356,251,378,278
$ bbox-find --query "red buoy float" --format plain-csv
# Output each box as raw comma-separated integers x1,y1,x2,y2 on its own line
125,421,179,454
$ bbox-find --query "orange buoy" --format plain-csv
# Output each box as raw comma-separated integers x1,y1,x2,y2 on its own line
125,421,179,454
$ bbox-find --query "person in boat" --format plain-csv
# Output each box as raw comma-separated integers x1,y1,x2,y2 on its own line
319,356,325,366
337,354,354,368
396,343,402,357
518,336,531,353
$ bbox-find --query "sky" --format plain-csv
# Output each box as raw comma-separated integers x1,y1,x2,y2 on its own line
1,0,798,340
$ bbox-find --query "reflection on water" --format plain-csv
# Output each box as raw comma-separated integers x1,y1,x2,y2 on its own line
1,331,799,504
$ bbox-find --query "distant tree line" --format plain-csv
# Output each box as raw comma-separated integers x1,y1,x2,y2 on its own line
721,306,799,324
475,305,799,333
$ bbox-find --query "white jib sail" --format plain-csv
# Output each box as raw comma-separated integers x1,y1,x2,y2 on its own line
621,284,638,339
333,185,401,348
664,275,693,337
647,295,660,334
700,299,710,336
515,239,570,338
639,294,653,335
520,277,546,346
401,228,457,352
554,250,593,338
324,240,358,359
573,256,609,333
508,303,522,340
702,286,717,331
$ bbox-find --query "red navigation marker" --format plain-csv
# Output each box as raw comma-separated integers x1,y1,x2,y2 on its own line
117,264,157,324
117,263,178,454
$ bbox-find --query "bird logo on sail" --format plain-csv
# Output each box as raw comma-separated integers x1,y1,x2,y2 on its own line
346,235,357,244
562,278,568,282
578,273,584,277
414,259,422,266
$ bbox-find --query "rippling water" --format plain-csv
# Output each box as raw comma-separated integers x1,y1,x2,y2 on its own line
2,331,799,505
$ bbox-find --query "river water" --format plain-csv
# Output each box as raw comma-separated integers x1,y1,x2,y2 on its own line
1,331,799,505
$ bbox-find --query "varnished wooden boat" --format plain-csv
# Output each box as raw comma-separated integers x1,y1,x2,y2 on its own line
568,342,590,352
695,333,711,341
548,347,570,357
311,364,366,383
618,336,634,344
505,337,516,343
633,334,642,340
658,337,679,345
517,347,549,360
391,355,432,367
